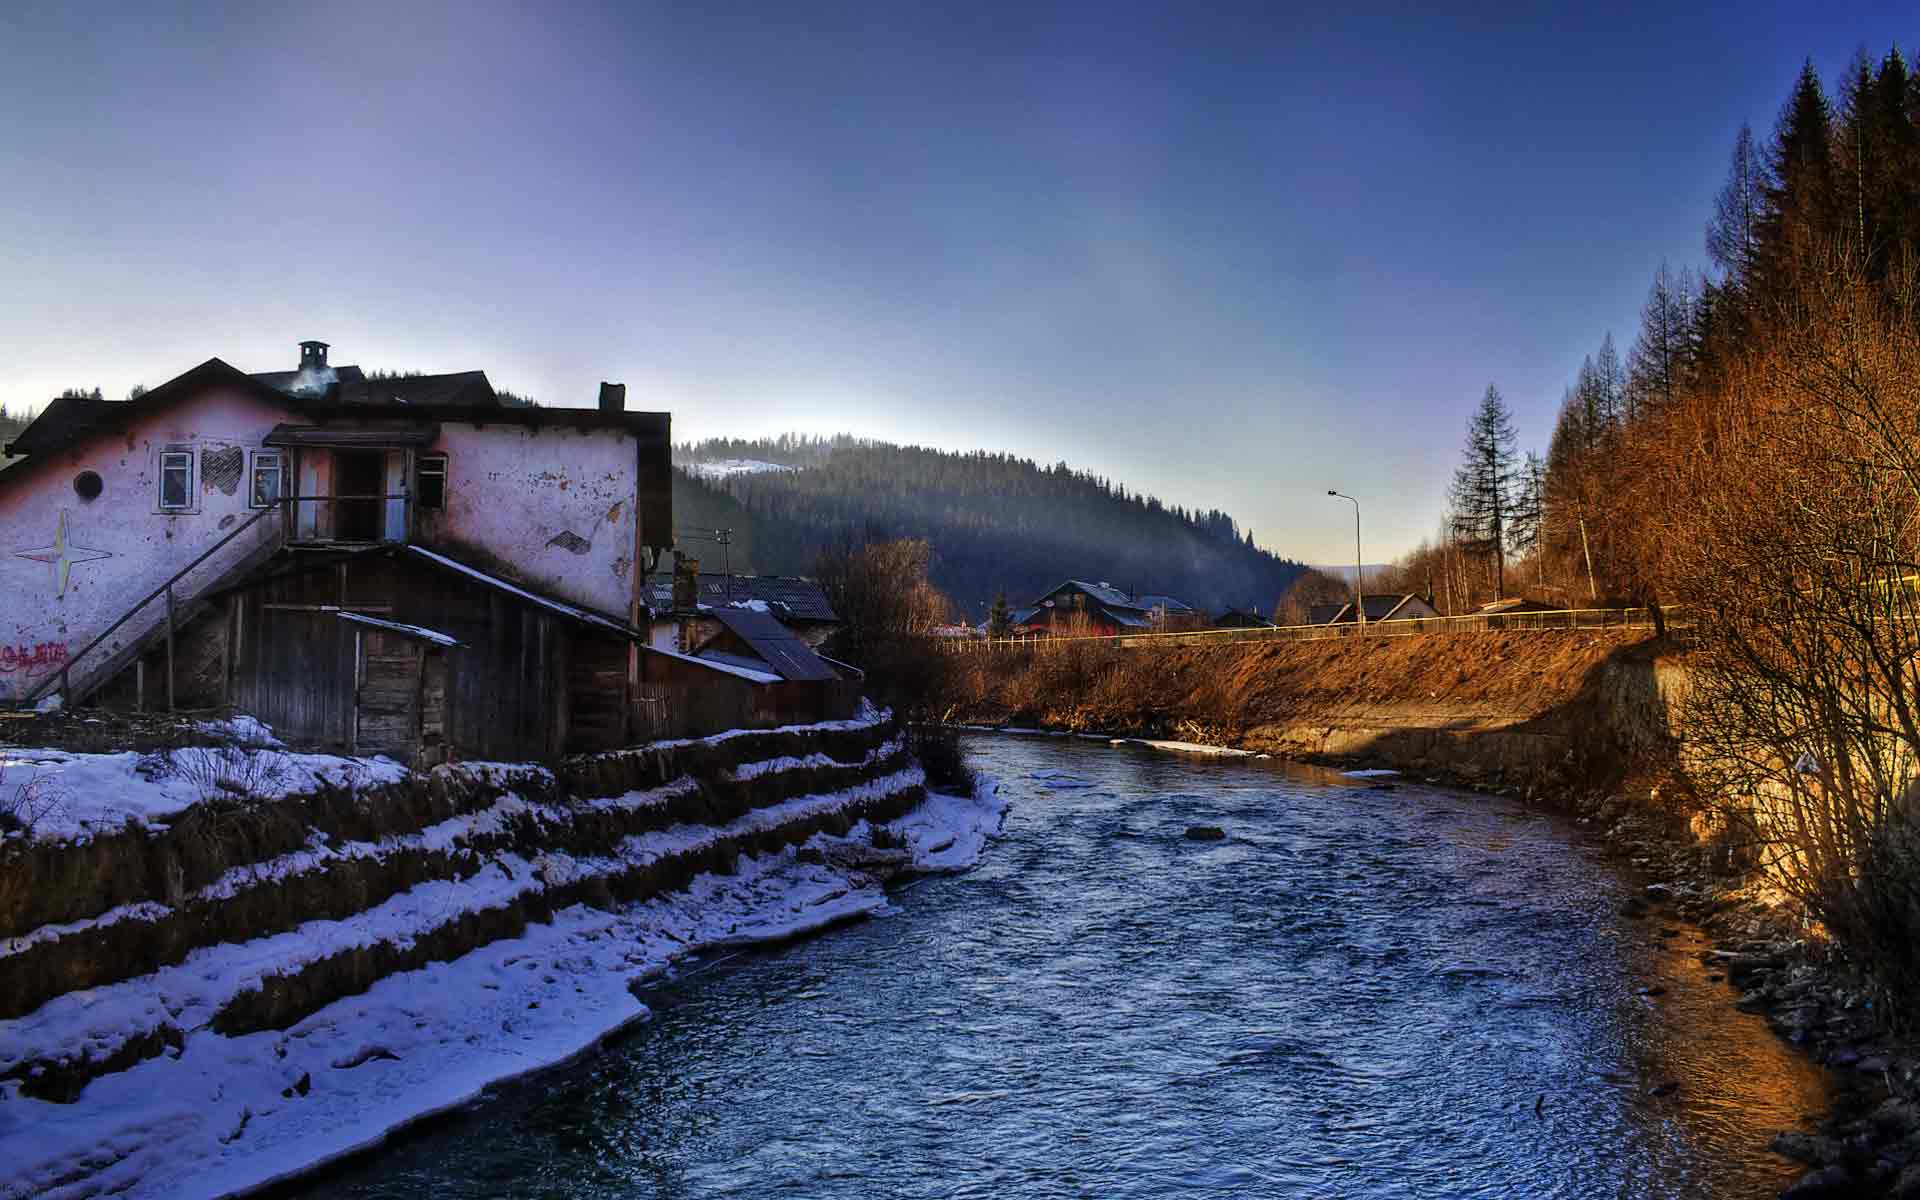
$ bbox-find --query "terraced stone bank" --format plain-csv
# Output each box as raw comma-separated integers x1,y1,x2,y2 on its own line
0,711,1003,1200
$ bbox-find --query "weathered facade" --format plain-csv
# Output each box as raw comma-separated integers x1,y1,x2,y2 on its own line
0,346,672,720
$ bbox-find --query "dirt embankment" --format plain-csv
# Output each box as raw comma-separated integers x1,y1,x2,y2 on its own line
946,629,1682,792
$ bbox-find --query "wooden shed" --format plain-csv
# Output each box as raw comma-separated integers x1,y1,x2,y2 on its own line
222,545,640,763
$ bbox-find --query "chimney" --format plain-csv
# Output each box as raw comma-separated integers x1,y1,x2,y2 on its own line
672,551,700,611
299,340,329,371
598,382,626,413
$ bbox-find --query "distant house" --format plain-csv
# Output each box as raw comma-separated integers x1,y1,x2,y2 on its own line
1213,607,1275,629
1321,594,1442,624
1012,580,1202,637
1307,602,1349,626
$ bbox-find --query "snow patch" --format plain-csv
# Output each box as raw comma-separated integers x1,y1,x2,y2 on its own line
684,458,800,480
0,768,1005,1200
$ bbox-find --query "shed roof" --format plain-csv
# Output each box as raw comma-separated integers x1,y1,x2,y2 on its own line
335,611,462,646
404,545,636,637
710,607,841,681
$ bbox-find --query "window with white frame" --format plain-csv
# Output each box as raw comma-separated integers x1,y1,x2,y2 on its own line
158,451,194,510
249,450,285,509
416,453,448,511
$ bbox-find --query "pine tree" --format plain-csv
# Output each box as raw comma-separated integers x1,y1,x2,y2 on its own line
1707,123,1767,281
1627,264,1690,419
987,592,1011,638
1449,385,1519,602
1507,451,1545,588
1758,59,1838,287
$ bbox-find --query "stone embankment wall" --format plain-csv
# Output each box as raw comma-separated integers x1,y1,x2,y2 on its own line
0,714,922,1105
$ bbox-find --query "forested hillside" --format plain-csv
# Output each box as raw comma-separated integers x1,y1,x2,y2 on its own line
673,435,1306,619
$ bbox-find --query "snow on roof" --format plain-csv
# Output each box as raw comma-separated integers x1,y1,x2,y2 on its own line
335,611,461,646
405,545,633,637
640,643,783,685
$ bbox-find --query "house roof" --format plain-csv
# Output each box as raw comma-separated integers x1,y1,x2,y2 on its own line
2,356,670,490
333,372,497,408
1325,594,1436,623
709,607,841,681
1213,607,1274,628
1055,579,1139,608
1307,601,1347,625
3,393,115,457
644,573,838,623
2,359,300,468
251,364,367,393
1132,593,1196,613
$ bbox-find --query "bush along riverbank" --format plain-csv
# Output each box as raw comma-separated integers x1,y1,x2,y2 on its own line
940,630,1920,1198
0,708,1008,1200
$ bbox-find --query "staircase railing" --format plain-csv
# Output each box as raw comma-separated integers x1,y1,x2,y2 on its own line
19,502,285,711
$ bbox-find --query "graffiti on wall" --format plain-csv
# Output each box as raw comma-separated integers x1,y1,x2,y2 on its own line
0,642,68,675
14,511,111,597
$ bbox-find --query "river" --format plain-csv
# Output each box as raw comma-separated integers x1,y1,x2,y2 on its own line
288,733,1833,1198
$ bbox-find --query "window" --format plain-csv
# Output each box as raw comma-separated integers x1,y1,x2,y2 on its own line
159,451,193,510
416,454,447,511
249,450,285,509
73,470,103,501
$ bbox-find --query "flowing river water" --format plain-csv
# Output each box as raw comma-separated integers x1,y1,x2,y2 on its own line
291,734,1835,1199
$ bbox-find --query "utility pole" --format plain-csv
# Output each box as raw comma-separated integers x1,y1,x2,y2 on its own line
1327,490,1364,629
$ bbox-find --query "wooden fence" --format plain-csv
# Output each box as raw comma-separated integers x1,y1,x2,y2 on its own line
944,606,1669,655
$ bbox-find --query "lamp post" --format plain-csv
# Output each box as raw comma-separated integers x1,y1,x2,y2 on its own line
1327,490,1364,629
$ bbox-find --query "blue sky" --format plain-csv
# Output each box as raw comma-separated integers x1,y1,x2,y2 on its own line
1,2,1910,562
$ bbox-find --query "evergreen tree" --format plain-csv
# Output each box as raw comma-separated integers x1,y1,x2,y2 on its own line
987,592,1011,638
1627,264,1690,419
1758,59,1838,287
1707,123,1767,280
1449,385,1519,601
1507,450,1545,586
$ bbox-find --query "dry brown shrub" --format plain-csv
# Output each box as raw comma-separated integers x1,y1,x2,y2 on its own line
1653,252,1920,1016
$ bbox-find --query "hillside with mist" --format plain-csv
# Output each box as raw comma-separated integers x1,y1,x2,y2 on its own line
673,435,1306,620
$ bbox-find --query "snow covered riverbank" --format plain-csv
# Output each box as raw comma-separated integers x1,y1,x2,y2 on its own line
0,775,1005,1200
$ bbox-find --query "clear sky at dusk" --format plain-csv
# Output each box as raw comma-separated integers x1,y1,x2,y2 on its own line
2,2,1912,563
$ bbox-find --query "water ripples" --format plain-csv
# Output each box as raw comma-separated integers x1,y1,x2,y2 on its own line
296,736,1834,1200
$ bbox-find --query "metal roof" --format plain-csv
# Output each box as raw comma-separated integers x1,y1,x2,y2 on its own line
709,607,841,681
1132,593,1196,613
1059,579,1138,608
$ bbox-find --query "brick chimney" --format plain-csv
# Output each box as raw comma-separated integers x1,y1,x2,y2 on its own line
299,340,329,371
672,551,700,611
598,382,625,413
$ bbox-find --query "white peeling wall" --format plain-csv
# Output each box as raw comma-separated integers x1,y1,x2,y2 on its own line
0,387,295,703
417,423,640,618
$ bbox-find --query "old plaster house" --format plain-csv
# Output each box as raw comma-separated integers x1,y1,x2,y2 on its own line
0,343,849,760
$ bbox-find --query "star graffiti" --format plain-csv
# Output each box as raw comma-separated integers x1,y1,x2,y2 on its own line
16,511,111,597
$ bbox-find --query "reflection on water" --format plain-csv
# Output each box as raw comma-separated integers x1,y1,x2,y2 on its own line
293,736,1831,1199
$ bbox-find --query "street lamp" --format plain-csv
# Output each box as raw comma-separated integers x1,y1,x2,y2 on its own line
1327,490,1364,629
